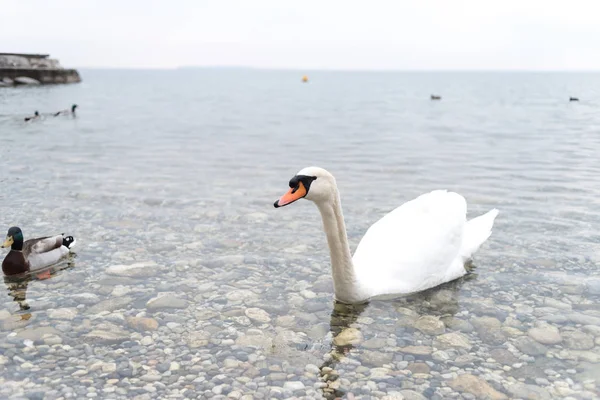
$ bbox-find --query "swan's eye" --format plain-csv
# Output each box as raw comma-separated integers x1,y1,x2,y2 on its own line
288,177,300,188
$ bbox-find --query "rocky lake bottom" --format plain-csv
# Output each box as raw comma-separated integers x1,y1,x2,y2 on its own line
2,70,600,399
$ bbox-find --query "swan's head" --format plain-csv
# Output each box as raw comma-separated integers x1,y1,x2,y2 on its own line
274,166,336,208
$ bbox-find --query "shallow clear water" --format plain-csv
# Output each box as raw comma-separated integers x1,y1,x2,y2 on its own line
1,70,600,399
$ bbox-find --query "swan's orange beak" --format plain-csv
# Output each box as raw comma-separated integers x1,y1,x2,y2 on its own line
274,182,307,208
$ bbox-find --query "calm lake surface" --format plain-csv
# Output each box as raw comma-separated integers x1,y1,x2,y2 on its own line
1,70,599,399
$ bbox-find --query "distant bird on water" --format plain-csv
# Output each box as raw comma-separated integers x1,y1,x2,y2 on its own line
24,111,40,122
54,104,78,117
569,97,579,102
430,95,441,100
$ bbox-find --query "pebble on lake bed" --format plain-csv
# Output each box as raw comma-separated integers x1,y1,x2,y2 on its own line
449,374,508,400
400,345,433,355
434,332,472,350
562,330,595,350
528,324,562,345
146,294,188,310
83,329,130,344
105,261,159,277
333,327,363,346
244,307,271,323
414,315,446,335
126,316,159,331
47,308,78,320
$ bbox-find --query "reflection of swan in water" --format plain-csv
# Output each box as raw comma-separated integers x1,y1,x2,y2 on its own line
1,258,76,325
318,301,369,399
315,274,473,399
392,267,476,316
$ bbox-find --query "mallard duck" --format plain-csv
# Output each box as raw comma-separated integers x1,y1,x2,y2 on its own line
24,111,40,122
54,104,78,117
274,167,498,304
2,227,76,276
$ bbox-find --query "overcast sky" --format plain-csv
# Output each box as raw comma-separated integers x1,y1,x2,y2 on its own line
2,0,599,70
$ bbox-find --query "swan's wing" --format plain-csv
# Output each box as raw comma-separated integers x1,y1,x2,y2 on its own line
352,190,468,296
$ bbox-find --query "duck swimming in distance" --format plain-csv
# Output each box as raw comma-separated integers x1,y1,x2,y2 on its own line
24,111,40,122
54,104,78,117
2,227,76,276
274,167,499,304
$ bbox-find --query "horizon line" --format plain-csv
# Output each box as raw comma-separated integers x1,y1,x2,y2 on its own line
73,66,600,73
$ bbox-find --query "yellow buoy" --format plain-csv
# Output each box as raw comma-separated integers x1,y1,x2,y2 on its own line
302,75,309,83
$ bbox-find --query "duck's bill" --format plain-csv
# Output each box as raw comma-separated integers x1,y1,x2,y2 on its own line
274,182,307,208
1,236,13,248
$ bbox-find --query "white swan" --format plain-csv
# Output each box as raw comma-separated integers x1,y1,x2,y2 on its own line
274,167,499,304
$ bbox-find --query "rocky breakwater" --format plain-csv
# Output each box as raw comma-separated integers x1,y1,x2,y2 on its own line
0,52,81,86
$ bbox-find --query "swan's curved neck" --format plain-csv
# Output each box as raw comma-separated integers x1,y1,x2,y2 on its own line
316,188,365,303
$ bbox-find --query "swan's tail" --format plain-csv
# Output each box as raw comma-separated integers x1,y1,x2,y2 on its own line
461,208,499,260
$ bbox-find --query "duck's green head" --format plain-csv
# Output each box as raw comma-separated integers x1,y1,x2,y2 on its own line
2,227,23,250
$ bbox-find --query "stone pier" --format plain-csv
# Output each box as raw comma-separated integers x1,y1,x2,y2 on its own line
0,52,81,86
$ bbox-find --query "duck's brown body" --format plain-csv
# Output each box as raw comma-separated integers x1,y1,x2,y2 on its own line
2,250,30,275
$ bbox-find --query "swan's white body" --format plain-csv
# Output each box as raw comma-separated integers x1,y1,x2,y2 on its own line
277,167,499,304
